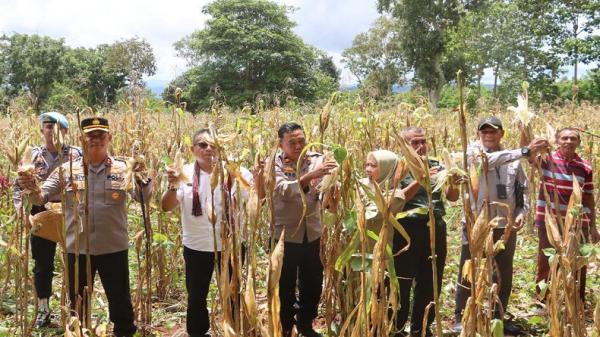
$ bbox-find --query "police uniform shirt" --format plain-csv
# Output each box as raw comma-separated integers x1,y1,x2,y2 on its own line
39,156,152,255
175,163,253,252
13,145,82,208
273,151,323,244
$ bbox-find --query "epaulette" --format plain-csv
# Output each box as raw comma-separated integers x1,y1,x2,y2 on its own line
31,146,43,160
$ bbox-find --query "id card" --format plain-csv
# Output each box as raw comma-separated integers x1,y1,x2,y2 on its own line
496,184,508,199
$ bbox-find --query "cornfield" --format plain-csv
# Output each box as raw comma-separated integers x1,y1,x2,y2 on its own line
0,86,599,337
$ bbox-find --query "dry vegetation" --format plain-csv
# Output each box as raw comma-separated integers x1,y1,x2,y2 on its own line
0,89,599,337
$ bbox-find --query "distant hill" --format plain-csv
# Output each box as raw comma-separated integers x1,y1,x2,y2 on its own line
339,83,412,93
146,79,169,96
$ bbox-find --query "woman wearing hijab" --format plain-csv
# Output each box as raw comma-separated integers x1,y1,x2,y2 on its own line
360,149,406,251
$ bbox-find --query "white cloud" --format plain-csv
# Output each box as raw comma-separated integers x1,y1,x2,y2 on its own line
0,0,379,84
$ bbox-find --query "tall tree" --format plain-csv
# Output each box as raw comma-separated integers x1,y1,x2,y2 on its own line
0,33,67,111
342,16,407,97
376,0,480,109
173,0,334,109
100,37,157,86
546,0,600,84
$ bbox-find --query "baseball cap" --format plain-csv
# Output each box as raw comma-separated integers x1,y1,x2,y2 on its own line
477,116,503,130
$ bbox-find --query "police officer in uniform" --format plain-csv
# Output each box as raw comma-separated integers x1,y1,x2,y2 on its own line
274,122,338,337
18,117,152,337
13,111,82,328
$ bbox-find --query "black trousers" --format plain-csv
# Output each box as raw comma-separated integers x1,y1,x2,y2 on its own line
30,205,57,299
279,238,323,331
68,250,136,337
454,228,516,320
393,217,447,336
183,246,221,337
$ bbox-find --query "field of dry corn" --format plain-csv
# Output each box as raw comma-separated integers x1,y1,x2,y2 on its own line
0,92,599,337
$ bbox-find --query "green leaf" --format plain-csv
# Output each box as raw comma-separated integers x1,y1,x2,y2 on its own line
343,209,357,232
579,243,594,257
331,144,348,164
537,280,548,298
542,247,556,257
491,319,504,337
527,316,543,325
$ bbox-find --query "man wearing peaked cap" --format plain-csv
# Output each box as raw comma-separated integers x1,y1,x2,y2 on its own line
80,117,109,133
13,111,83,328
18,115,152,337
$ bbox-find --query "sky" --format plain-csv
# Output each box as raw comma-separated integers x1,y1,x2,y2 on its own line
0,0,380,86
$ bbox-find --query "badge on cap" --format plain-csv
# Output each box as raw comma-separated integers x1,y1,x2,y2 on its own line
93,118,100,125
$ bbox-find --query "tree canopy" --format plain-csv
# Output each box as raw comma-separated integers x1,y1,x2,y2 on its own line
0,35,156,111
168,0,338,109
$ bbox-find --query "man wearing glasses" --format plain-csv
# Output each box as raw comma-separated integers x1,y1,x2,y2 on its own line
18,117,152,337
453,116,547,335
161,128,263,337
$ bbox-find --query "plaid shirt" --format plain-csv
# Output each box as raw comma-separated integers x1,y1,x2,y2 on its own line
534,150,594,227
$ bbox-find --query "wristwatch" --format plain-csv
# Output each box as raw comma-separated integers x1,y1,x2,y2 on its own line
521,147,531,157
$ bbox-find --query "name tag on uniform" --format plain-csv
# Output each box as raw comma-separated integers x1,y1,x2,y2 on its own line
107,174,124,181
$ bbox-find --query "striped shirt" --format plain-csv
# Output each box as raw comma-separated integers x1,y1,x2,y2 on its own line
534,150,594,227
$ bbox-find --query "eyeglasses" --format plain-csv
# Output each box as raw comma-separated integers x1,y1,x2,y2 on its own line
194,141,210,149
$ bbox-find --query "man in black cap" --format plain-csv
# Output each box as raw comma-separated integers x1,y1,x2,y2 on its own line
453,116,547,335
18,116,152,337
13,111,82,328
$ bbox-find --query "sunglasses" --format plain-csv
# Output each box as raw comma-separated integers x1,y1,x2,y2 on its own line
194,141,210,149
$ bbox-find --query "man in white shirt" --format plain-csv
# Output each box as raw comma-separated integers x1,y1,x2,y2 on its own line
161,129,259,337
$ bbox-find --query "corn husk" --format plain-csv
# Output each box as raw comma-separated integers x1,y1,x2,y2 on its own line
225,162,251,191
268,230,285,337
17,146,40,195
167,148,189,187
30,208,65,245
470,205,490,253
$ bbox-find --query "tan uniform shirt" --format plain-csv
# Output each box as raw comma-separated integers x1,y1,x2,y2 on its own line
39,156,152,255
273,151,323,243
13,145,82,208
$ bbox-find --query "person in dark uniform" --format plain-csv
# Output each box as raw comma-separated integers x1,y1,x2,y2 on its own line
393,126,460,337
274,122,338,337
18,117,152,337
13,111,82,328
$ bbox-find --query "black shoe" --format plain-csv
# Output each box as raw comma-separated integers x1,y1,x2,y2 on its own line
35,310,51,328
297,324,322,337
410,330,432,337
282,330,292,337
503,321,522,335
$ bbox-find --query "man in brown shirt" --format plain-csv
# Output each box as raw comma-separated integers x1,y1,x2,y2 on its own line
274,122,337,337
18,117,151,337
